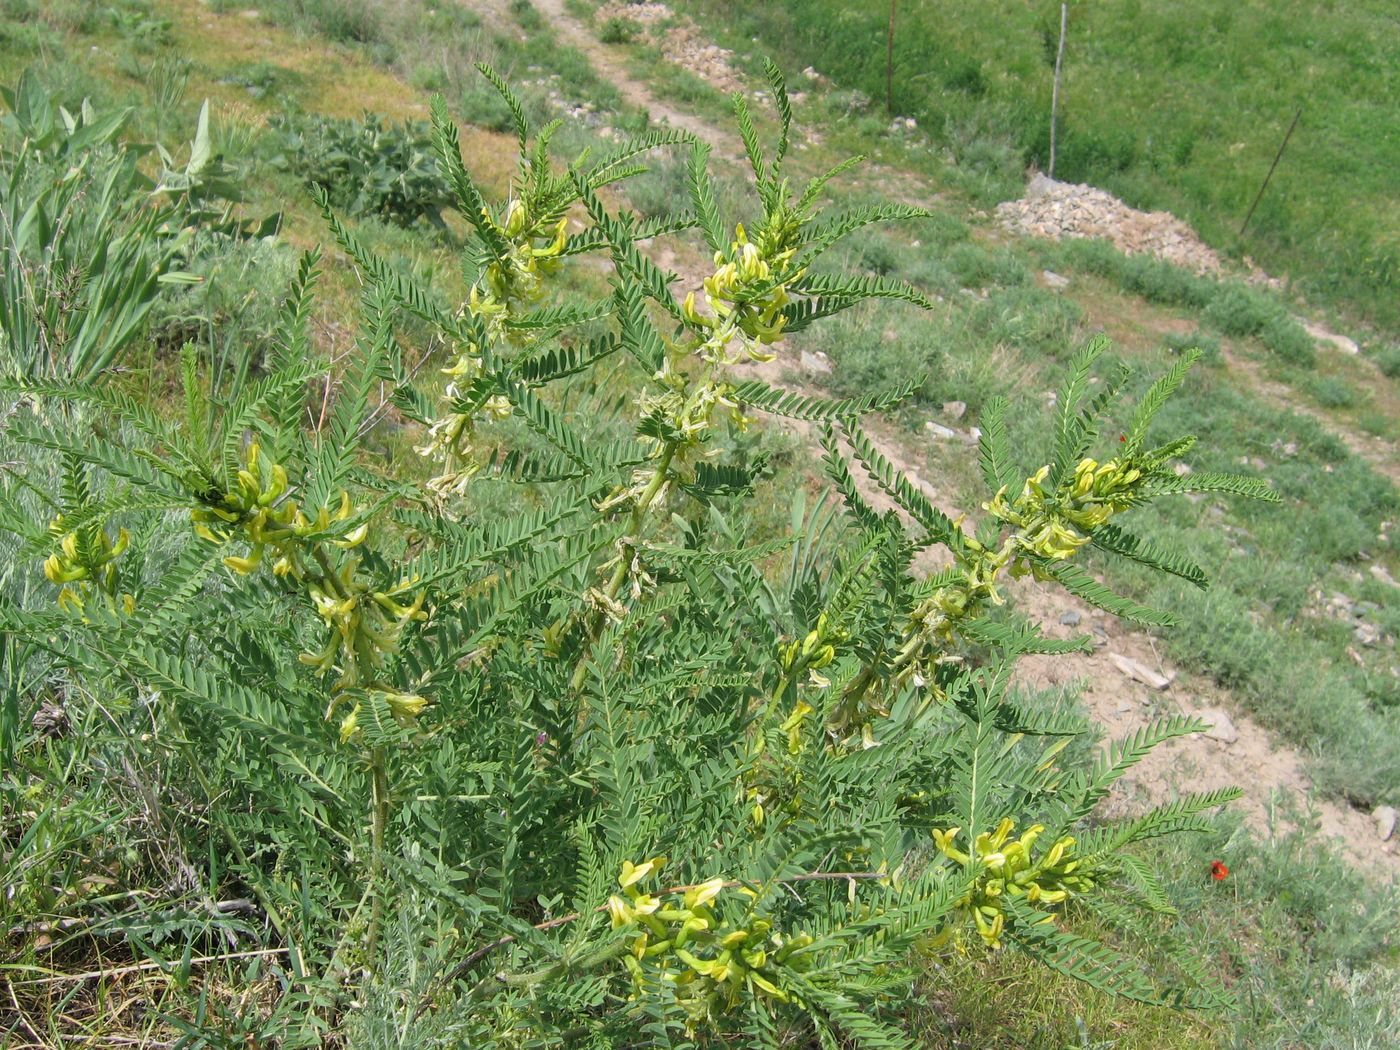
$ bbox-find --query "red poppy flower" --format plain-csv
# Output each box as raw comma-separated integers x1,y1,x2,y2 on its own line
1119,434,1126,443
1210,860,1229,881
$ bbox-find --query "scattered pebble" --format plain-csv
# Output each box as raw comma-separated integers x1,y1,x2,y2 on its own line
1059,610,1082,627
1109,653,1174,691
941,400,967,421
799,350,833,376
1041,269,1070,289
924,421,957,441
1197,708,1239,745
1374,805,1397,842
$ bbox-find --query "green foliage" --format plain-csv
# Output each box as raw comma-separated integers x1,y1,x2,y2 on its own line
1373,343,1400,380
0,69,1274,1044
600,15,641,44
1201,283,1278,337
271,112,452,228
0,71,183,379
681,0,1400,335
1306,374,1358,410
0,72,262,380
147,231,300,391
1163,329,1220,367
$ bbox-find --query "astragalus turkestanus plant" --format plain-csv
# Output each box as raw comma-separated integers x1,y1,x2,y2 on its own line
1,64,1276,1046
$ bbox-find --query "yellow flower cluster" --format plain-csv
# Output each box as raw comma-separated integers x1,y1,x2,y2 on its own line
884,455,1151,704
932,818,1094,948
988,457,1142,561
189,441,369,578
298,561,426,685
482,198,568,308
779,611,842,684
43,519,134,616
417,198,569,494
327,686,430,745
189,441,429,741
607,857,814,1030
682,225,801,364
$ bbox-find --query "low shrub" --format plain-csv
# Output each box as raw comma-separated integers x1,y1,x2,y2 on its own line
1201,282,1277,337
1053,239,1214,311
600,15,640,44
1164,329,1221,366
270,112,451,228
1259,313,1316,367
948,242,1031,289
1372,343,1400,379
1307,374,1359,410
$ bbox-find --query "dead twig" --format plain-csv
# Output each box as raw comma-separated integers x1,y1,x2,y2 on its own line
6,946,288,987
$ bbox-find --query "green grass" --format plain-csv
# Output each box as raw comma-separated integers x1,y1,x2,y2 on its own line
674,0,1400,339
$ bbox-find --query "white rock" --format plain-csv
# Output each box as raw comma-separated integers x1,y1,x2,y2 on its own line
1173,462,1192,477
1373,805,1397,842
1369,564,1398,588
799,350,833,376
941,400,967,421
1109,653,1174,691
1198,708,1239,745
924,421,957,440
1355,621,1382,647
1042,269,1070,289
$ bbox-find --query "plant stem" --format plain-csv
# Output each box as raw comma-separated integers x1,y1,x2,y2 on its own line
570,443,678,691
308,542,390,964
367,745,389,961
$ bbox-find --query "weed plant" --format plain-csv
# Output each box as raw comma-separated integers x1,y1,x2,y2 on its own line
270,113,453,229
0,67,1284,1045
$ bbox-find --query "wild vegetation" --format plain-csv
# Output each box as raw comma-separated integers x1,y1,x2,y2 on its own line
674,0,1400,339
1,1,1398,1047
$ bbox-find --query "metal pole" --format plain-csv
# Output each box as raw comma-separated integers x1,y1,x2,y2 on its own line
886,1,897,115
1049,3,1067,179
1239,106,1303,237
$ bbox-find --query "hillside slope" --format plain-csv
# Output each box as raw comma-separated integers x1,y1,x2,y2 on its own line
676,0,1400,339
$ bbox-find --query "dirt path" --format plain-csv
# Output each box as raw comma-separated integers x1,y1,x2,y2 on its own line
527,0,1400,875
532,0,743,154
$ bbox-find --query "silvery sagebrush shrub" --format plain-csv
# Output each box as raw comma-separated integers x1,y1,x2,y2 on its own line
0,64,1278,1046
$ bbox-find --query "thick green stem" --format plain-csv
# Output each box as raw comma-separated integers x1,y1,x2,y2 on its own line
570,443,678,691
307,543,391,964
